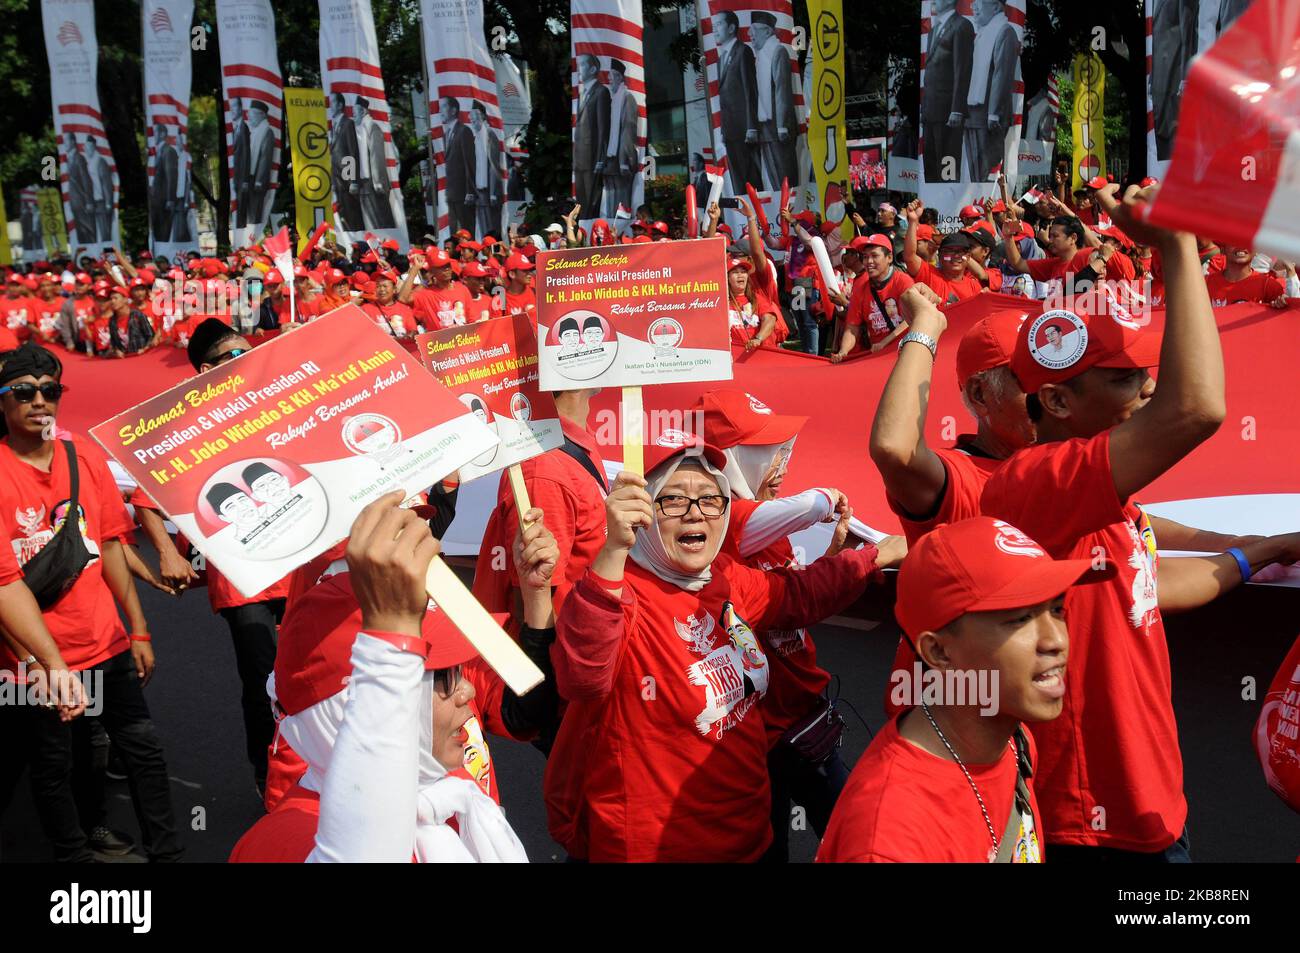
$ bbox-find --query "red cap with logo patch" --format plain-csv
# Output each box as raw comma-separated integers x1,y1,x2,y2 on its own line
505,253,534,272
688,389,807,449
895,516,1113,638
1008,303,1162,394
273,570,506,717
642,430,728,475
960,204,983,220
955,309,1030,386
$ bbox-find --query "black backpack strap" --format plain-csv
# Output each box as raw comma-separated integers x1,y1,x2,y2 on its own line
62,440,80,512
558,437,608,493
993,726,1037,863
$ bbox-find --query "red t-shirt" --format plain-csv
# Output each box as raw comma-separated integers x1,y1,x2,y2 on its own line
31,297,63,343
168,315,198,348
980,431,1183,851
411,282,472,329
883,442,1004,718
723,497,830,746
913,260,982,305
1204,271,1285,306
817,714,1042,862
464,293,495,324
726,292,782,348
66,295,96,336
1025,248,1093,285
503,288,536,321
471,416,607,623
847,268,914,346
362,301,417,336
0,435,134,670
86,315,115,354
546,548,877,862
2,295,34,343
0,324,18,352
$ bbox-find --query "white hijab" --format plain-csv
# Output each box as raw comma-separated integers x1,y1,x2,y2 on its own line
722,438,795,501
269,666,528,864
628,451,731,592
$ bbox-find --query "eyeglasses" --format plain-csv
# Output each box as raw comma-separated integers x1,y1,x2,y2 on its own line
207,347,248,367
654,494,729,518
432,664,464,699
0,382,67,402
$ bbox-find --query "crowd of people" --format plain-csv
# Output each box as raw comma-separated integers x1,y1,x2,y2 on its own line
0,179,1297,865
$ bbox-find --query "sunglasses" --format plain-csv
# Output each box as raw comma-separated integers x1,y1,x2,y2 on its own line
206,347,248,367
432,664,464,699
0,382,67,402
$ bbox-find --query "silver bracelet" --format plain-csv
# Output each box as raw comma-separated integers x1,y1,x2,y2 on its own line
897,331,938,359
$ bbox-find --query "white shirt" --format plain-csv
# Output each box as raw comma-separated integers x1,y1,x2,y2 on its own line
754,39,778,124
607,85,627,157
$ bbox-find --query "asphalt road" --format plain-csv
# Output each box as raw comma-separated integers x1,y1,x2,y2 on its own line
3,559,1298,863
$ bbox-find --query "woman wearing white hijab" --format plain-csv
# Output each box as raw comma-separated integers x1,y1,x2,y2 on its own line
230,492,555,863
544,434,890,862
693,389,906,861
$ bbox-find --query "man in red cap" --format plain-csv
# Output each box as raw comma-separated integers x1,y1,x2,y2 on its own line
2,275,36,345
978,184,1226,860
818,516,1110,863
362,270,417,336
399,248,472,329
832,234,915,361
903,203,984,304
497,253,536,321
29,274,65,345
959,204,985,228
255,271,294,329
1205,245,1288,307
459,262,495,323
651,220,671,242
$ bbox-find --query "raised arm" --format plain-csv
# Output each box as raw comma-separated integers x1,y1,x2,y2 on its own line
1104,184,1226,501
902,200,925,276
869,287,950,515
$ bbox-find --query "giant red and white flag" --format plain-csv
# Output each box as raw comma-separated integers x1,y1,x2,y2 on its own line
319,0,410,248
1146,0,1300,260
217,0,284,249
571,0,647,232
143,0,199,260
419,0,505,243
41,0,120,257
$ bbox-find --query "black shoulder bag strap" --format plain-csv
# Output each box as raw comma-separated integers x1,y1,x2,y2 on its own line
558,437,608,493
993,726,1037,863
867,274,898,332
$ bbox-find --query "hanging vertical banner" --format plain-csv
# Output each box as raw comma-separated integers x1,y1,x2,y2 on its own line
495,52,532,232
37,188,69,259
18,186,45,264
807,0,850,235
680,3,713,184
887,54,920,192
1018,69,1059,176
419,0,505,243
217,0,284,249
1070,53,1105,191
696,0,810,236
571,0,647,232
143,0,199,260
319,0,409,248
42,0,121,257
918,0,1025,225
1145,0,1254,180
284,87,334,243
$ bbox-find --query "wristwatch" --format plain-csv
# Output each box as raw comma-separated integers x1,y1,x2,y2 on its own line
897,331,938,359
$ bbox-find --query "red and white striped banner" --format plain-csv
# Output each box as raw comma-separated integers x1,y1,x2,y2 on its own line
41,0,120,257
918,0,1025,223
217,0,284,249
419,0,505,243
571,0,646,230
695,1,809,234
319,0,409,248
1146,0,1300,260
143,0,199,259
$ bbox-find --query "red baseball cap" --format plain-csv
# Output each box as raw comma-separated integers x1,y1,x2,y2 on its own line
381,238,400,251
272,571,503,717
689,390,807,449
426,249,452,268
990,200,1008,213
458,240,483,252
727,256,753,273
326,268,347,286
75,272,92,284
461,262,488,279
955,309,1030,386
129,277,149,290
717,224,734,237
505,253,534,272
1140,176,1159,188
642,430,728,476
454,228,472,241
896,517,1112,638
348,271,372,290
862,233,895,253
959,204,983,220
915,224,937,242
652,221,670,235
264,271,284,286
1008,304,1162,394
1086,175,1108,190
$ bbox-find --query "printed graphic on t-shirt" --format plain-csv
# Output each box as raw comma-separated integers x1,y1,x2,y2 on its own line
1125,517,1159,630
12,500,100,566
1012,810,1042,863
682,602,770,739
